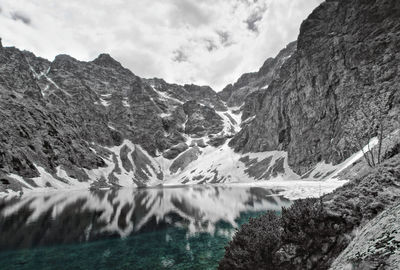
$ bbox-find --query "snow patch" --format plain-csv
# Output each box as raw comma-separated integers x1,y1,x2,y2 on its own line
306,137,379,180
153,87,184,104
241,115,256,125
122,97,130,107
163,141,299,185
160,112,171,118
215,107,242,135
100,98,111,107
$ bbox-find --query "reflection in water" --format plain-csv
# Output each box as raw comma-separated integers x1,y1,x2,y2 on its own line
0,186,289,250
0,186,291,269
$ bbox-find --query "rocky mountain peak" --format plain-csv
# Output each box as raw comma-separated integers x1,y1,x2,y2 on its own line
53,54,78,63
218,40,297,108
144,77,171,90
183,84,227,111
51,54,80,71
92,53,123,69
258,41,296,75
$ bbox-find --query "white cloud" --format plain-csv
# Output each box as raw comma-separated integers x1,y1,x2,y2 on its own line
0,0,323,90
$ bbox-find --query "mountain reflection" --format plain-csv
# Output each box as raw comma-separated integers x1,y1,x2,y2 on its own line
0,185,290,250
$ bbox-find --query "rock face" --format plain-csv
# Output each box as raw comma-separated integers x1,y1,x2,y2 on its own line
330,202,400,270
162,143,189,160
170,147,202,174
184,84,227,111
229,0,400,175
219,41,296,109
0,48,106,184
183,100,224,137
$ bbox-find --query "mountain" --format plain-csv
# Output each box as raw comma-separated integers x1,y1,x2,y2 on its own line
228,0,400,176
0,38,297,193
0,0,399,194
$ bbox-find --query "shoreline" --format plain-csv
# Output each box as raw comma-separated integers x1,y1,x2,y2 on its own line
0,178,348,201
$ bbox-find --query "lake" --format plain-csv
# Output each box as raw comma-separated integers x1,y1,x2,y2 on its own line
0,185,291,270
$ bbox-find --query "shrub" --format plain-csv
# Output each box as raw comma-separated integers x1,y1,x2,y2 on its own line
219,155,400,270
219,199,349,270
218,211,282,270
279,198,349,269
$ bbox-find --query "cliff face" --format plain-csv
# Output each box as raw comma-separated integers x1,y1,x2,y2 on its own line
0,48,107,182
229,0,400,175
218,41,296,110
330,202,400,270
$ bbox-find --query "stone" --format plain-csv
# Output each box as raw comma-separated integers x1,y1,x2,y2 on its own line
162,143,189,160
170,147,201,174
183,100,224,137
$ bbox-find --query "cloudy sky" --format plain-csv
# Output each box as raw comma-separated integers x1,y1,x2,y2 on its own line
0,0,322,90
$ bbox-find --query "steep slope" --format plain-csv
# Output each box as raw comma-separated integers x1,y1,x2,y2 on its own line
330,202,400,270
0,45,107,185
219,41,296,120
229,0,400,175
219,41,296,106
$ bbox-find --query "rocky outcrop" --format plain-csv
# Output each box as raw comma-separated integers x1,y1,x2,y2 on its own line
170,147,202,174
162,143,189,159
229,0,400,175
0,49,107,186
183,100,224,137
218,41,296,109
330,202,400,270
184,84,227,111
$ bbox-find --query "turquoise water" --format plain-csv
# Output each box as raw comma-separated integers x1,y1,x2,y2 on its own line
0,186,291,270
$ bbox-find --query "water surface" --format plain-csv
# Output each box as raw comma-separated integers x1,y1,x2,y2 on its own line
0,185,291,270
